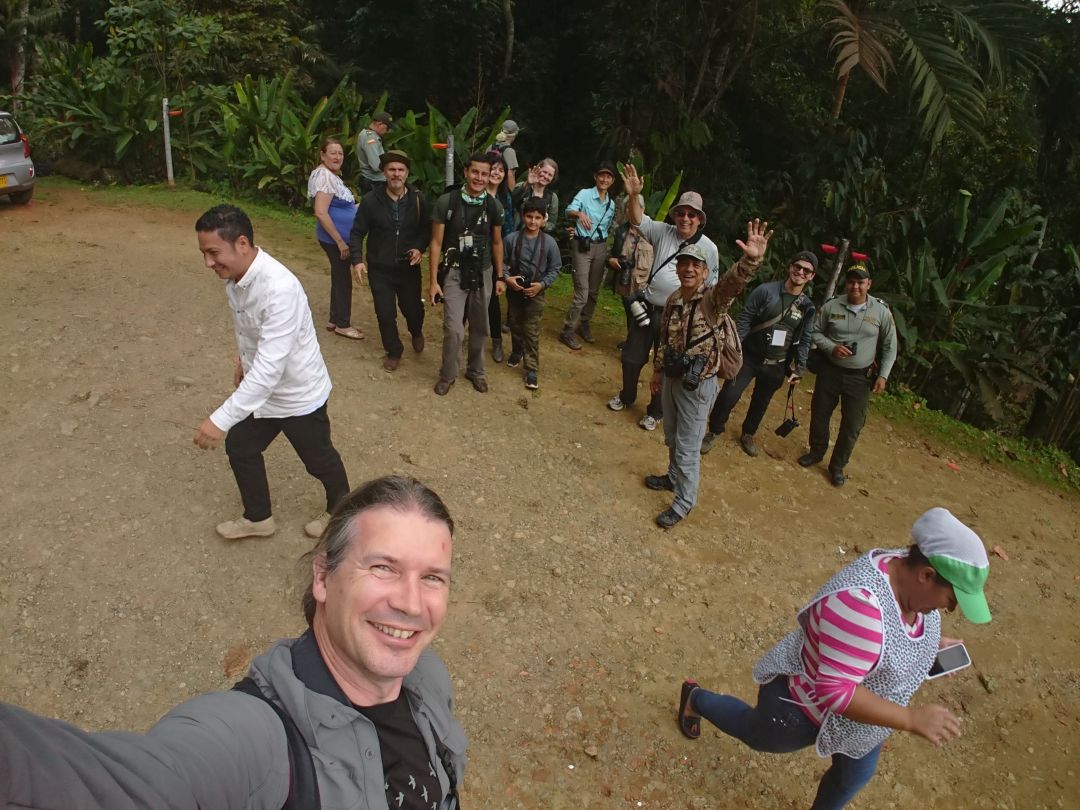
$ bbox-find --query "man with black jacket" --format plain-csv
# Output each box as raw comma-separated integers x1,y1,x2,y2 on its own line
349,150,431,372
700,251,817,456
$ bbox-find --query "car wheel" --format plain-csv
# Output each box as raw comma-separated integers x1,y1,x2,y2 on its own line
9,188,33,205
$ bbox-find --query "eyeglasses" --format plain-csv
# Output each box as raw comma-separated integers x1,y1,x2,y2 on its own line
791,264,815,276
672,209,698,220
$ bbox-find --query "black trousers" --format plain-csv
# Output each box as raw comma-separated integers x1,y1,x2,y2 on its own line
368,264,425,359
319,241,353,329
487,276,504,339
224,403,350,522
808,362,874,471
709,356,788,436
618,303,664,417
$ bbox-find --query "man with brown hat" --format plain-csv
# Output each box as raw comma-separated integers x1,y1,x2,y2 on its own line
349,150,431,371
357,111,392,192
799,263,897,486
610,164,720,431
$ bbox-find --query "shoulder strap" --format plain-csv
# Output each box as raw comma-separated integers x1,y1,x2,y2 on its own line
233,678,321,810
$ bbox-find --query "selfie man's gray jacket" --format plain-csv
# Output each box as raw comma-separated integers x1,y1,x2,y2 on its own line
0,631,468,809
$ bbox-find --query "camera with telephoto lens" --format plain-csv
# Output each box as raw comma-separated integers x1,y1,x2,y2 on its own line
628,292,651,328
775,416,800,437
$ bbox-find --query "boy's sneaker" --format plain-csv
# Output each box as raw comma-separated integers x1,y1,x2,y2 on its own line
639,414,659,431
525,371,539,390
607,394,626,411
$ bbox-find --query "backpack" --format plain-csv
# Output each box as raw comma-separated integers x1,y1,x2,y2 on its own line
697,296,744,381
233,677,321,810
613,225,655,299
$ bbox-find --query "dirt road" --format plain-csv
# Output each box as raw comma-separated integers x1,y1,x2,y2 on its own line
2,183,1077,808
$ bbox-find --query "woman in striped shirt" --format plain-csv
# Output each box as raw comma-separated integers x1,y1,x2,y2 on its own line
676,508,991,809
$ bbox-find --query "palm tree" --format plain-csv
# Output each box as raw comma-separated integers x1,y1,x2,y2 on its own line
824,0,1039,149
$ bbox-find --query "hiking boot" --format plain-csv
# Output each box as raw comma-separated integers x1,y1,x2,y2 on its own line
830,468,846,487
576,322,595,344
639,414,659,431
383,356,401,372
655,508,683,529
434,378,455,396
506,352,522,368
525,371,539,390
607,394,626,411
464,372,489,393
216,515,276,540
644,474,675,491
492,340,504,364
700,431,719,454
739,434,759,457
559,330,583,351
411,333,425,353
304,511,331,539
798,452,824,467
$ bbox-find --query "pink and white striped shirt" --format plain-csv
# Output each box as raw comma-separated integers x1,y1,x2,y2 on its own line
788,554,923,725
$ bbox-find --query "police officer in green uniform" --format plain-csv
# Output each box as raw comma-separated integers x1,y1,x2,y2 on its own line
700,250,818,456
799,264,896,486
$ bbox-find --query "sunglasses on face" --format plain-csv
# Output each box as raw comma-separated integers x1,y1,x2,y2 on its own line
673,209,698,220
791,264,815,276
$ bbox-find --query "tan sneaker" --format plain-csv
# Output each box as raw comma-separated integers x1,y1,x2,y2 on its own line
216,515,276,540
304,511,331,539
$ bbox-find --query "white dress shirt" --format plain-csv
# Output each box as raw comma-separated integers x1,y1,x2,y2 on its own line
209,248,332,432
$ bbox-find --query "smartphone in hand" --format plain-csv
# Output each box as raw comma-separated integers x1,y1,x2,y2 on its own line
927,643,972,680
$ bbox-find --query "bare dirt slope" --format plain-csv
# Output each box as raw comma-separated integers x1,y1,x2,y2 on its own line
2,183,1077,809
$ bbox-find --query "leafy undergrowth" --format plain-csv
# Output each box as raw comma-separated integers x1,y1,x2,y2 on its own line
871,386,1079,495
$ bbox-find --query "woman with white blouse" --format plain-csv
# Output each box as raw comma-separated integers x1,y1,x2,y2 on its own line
308,137,362,340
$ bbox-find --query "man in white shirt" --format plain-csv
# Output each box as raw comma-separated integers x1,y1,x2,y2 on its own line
192,205,351,540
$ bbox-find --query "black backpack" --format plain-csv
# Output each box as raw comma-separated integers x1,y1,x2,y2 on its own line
233,677,320,810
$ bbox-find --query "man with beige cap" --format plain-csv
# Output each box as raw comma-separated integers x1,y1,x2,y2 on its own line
610,164,720,431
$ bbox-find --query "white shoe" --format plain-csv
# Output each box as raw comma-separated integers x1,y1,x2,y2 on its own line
216,515,276,540
638,414,659,431
304,511,331,539
607,395,626,411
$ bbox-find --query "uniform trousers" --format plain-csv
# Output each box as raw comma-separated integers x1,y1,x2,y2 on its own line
808,361,874,471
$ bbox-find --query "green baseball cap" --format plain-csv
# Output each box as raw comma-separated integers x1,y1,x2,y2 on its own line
912,507,991,624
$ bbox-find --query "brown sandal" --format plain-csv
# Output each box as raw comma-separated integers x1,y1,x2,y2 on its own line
334,326,364,340
678,679,701,740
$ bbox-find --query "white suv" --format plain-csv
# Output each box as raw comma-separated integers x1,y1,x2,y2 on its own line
0,111,35,204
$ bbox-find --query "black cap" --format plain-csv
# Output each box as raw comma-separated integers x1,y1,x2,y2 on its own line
595,161,616,177
790,250,818,272
846,263,870,279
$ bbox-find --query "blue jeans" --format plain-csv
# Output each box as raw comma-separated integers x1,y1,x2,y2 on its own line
692,678,882,809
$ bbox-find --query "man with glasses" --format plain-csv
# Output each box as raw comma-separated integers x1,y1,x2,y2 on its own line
799,264,897,486
701,251,818,456
610,165,719,431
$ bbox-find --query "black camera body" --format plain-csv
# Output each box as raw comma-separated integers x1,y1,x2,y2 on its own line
775,417,800,437
396,251,412,266
663,351,708,391
574,234,590,252
616,258,633,289
846,341,859,353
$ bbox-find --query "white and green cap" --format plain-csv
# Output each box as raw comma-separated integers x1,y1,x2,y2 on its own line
912,507,991,624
